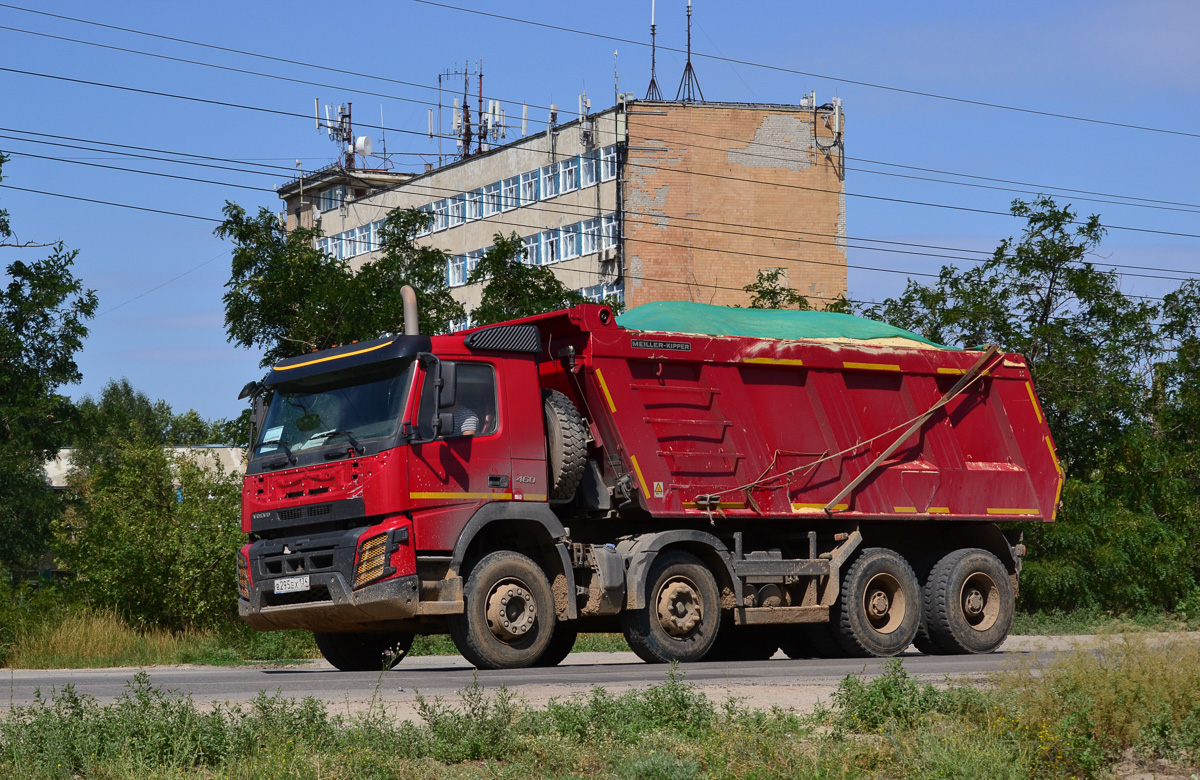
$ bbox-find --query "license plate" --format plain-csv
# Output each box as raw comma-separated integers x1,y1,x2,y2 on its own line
274,575,310,594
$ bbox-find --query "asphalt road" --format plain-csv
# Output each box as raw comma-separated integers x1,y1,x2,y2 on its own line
1,639,1073,717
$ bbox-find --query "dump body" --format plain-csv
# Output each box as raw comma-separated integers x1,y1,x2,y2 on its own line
530,304,1061,525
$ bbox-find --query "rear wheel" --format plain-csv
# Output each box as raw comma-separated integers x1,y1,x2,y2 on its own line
314,631,414,672
832,548,921,657
449,550,557,670
922,549,1013,654
620,551,721,663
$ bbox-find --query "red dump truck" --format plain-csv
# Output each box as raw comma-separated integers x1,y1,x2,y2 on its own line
236,296,1061,670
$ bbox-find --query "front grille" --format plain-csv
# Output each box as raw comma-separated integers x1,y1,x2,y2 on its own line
279,508,303,522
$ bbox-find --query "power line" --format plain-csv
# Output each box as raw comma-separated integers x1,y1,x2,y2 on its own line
0,148,275,192
410,0,1200,141
97,249,230,317
8,65,1200,243
7,127,1197,284
2,182,1176,308
0,183,221,222
4,12,1195,219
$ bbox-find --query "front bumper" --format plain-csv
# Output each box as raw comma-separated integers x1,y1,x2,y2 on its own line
239,526,418,631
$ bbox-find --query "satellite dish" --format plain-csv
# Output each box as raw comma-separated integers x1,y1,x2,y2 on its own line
355,136,373,156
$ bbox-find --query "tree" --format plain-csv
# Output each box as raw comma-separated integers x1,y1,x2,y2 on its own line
743,267,812,310
468,232,589,326
0,154,98,570
58,382,243,629
218,203,462,367
864,197,1200,614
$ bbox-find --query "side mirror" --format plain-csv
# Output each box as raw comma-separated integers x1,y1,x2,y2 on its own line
433,411,454,437
438,361,457,409
238,380,262,400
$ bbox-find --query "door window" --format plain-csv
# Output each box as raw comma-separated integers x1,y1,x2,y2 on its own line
418,362,499,439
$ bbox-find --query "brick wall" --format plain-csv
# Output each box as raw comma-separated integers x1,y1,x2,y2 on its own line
622,103,846,309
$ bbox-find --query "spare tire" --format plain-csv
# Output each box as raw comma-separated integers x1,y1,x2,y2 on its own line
543,389,587,501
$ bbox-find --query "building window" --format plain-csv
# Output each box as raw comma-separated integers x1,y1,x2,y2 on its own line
602,213,618,248
580,218,600,255
540,164,559,199
447,254,467,287
543,229,560,264
447,313,474,333
466,249,483,277
520,171,539,203
522,234,540,265
315,185,346,212
559,157,580,193
482,183,501,216
580,151,598,188
433,200,449,232
600,146,617,181
502,176,520,210
415,206,433,236
465,189,483,221
579,281,623,303
561,223,579,259
448,195,464,227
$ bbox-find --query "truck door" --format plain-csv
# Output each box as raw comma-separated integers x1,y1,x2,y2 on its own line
407,360,511,550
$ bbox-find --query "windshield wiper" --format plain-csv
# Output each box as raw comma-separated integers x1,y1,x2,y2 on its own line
265,441,297,468
317,429,364,455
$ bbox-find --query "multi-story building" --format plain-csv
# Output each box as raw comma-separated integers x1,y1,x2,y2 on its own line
278,98,847,327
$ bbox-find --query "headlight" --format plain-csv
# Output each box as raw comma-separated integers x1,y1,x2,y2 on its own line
237,549,251,599
354,533,389,587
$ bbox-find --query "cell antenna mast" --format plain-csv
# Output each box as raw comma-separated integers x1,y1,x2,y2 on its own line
645,0,662,100
675,0,704,102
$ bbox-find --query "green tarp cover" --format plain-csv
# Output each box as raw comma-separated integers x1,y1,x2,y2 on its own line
615,301,951,349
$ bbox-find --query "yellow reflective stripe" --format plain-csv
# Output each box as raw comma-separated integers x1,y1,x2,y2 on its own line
410,491,513,500
1027,382,1043,423
630,455,651,499
893,506,919,513
927,507,951,514
521,493,547,502
272,340,394,371
743,357,804,366
594,368,617,413
986,508,1039,515
844,361,900,371
682,501,746,509
895,506,950,514
937,367,965,375
1045,436,1062,476
792,502,848,512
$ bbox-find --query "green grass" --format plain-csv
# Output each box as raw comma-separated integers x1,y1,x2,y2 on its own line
1010,607,1199,636
4,639,1199,779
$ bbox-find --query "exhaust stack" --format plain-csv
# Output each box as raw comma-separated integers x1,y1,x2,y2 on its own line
400,285,418,335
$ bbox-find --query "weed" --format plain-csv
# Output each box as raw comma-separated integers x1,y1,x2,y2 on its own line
828,658,987,733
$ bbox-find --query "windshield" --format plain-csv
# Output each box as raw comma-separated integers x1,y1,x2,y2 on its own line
254,358,416,459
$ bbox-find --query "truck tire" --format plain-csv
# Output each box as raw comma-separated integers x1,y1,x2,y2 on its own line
921,548,1013,654
543,390,587,501
449,550,557,670
620,551,721,663
534,622,578,667
832,548,921,657
314,631,414,672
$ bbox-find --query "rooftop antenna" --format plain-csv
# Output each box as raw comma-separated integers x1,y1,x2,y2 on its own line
614,49,620,106
645,0,662,100
675,0,704,103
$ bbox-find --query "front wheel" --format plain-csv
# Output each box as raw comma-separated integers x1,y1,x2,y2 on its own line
449,550,557,670
314,631,414,672
620,551,721,663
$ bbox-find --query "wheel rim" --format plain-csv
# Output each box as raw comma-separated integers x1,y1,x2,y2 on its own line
862,572,906,634
656,576,703,638
959,571,1000,632
485,578,538,642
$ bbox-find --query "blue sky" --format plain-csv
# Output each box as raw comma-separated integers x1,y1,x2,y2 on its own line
2,0,1198,420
